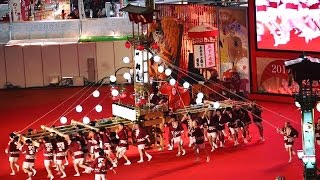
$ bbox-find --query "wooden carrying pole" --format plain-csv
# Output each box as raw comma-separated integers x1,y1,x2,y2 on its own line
71,120,99,131
15,132,40,147
41,125,65,137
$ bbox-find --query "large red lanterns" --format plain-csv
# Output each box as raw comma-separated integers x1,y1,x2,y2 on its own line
137,45,144,51
151,42,159,50
125,41,131,49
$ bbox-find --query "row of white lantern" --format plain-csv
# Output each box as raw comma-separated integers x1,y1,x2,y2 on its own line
109,73,131,83
60,116,91,124
123,55,161,64
76,104,103,113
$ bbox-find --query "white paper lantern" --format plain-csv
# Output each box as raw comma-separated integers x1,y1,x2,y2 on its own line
197,92,204,99
83,116,90,124
123,72,131,80
154,55,161,63
295,101,301,108
196,98,202,104
95,105,103,112
123,57,130,64
213,101,220,109
169,79,176,86
60,116,67,124
110,75,117,82
183,82,190,89
158,65,164,73
316,103,320,112
165,68,172,76
92,90,100,98
111,89,119,96
76,105,83,113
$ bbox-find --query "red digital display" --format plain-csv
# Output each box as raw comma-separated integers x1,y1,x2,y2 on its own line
255,0,320,52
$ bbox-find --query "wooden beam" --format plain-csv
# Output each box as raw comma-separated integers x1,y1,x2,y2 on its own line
15,132,40,147
41,125,65,137
70,120,99,131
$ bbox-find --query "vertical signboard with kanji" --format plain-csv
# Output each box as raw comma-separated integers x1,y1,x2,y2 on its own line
205,43,215,68
134,50,143,83
193,44,205,68
10,0,22,21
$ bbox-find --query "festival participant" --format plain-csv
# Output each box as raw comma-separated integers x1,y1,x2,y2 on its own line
206,110,219,152
249,102,265,141
200,110,212,142
167,115,175,151
99,128,114,161
133,123,153,163
5,133,20,176
68,136,89,176
75,132,89,164
233,105,247,143
181,113,195,147
89,130,102,159
241,107,252,142
315,118,320,145
277,122,299,162
115,123,131,165
169,117,186,156
89,150,116,180
225,107,239,146
215,109,226,147
55,136,67,178
192,120,210,163
37,137,54,180
20,139,37,180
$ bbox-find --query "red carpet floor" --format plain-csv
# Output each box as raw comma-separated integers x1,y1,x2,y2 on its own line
0,86,319,180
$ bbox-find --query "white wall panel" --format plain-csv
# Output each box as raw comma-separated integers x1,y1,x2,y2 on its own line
78,43,96,80
60,44,79,77
42,45,61,86
96,42,115,82
5,46,25,87
23,46,43,87
0,46,6,88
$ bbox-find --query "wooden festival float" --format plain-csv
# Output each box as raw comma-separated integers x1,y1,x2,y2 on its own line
15,4,252,149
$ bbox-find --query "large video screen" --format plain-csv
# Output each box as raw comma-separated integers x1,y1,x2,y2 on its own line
255,0,320,52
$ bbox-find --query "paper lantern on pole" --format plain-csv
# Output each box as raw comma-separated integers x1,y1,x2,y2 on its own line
95,105,103,112
92,90,100,98
83,117,90,124
213,101,220,109
165,68,172,76
197,92,204,99
125,41,131,48
60,116,67,124
183,82,190,89
123,57,130,64
76,105,83,113
123,72,131,80
316,103,320,112
196,98,202,104
158,66,164,73
110,75,117,82
154,55,161,63
111,89,119,96
169,79,176,86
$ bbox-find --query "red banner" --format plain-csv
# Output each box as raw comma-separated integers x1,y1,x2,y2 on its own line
21,0,29,21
